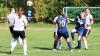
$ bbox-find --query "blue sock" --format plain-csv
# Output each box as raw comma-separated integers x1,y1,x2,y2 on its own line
71,32,75,41
54,40,58,49
67,42,72,50
78,40,81,49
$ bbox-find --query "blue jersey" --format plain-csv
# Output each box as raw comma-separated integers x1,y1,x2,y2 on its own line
75,17,86,30
56,16,68,33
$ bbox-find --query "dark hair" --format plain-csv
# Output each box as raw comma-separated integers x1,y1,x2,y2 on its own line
18,7,24,11
58,10,65,16
58,10,62,14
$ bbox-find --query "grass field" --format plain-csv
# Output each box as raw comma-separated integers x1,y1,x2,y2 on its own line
0,23,100,56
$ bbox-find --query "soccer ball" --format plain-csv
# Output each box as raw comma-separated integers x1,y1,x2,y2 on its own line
27,0,33,6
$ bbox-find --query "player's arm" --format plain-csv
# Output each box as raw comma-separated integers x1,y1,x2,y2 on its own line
78,21,83,25
88,15,94,26
77,16,83,25
89,18,93,26
53,17,58,35
23,16,28,29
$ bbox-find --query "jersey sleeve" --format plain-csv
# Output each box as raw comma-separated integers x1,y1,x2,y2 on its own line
53,17,58,23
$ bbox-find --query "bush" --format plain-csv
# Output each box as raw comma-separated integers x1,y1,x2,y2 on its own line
0,7,8,23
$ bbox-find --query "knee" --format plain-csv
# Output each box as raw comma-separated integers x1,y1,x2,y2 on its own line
67,38,70,42
82,37,87,40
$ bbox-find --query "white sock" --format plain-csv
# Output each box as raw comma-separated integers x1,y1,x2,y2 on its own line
11,38,17,51
22,39,27,55
57,38,62,49
84,40,88,49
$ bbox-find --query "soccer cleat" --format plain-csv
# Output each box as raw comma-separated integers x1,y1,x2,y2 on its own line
84,48,88,50
52,49,57,51
75,46,79,49
70,50,73,52
24,53,28,56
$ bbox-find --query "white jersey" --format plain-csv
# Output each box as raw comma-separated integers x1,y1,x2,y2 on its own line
13,15,28,31
85,13,93,29
7,13,16,26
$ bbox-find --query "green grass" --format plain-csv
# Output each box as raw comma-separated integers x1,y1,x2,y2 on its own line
0,23,100,56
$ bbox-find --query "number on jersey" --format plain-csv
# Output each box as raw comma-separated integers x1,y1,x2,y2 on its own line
59,20,66,27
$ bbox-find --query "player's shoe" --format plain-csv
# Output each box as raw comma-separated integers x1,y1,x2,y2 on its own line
84,48,88,50
70,50,73,52
52,49,57,51
24,53,28,56
75,46,79,49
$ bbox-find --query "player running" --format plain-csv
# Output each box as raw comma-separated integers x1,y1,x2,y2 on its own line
82,8,94,50
7,8,23,46
10,7,28,55
71,12,86,50
7,8,16,38
53,10,73,52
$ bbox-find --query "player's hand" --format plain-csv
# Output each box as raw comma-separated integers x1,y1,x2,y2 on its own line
55,35,58,39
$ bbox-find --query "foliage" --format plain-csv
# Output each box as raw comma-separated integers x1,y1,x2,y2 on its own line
0,0,100,23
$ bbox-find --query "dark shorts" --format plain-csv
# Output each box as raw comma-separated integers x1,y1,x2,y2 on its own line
82,29,91,37
57,31,69,39
13,31,26,40
9,26,14,35
76,28,84,36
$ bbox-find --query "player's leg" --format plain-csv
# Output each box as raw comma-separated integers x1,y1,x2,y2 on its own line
18,37,23,45
75,30,83,51
75,36,81,51
63,32,73,52
57,37,63,50
54,32,62,50
9,26,15,49
71,29,76,43
82,36,88,49
53,32,61,50
82,29,90,50
20,31,27,55
10,31,19,54
9,26,14,37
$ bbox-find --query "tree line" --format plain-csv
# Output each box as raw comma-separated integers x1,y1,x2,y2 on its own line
0,0,100,23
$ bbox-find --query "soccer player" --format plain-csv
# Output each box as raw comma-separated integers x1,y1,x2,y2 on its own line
7,8,16,37
10,7,28,55
71,12,86,50
7,8,23,46
82,8,94,50
53,10,73,52
53,16,63,50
